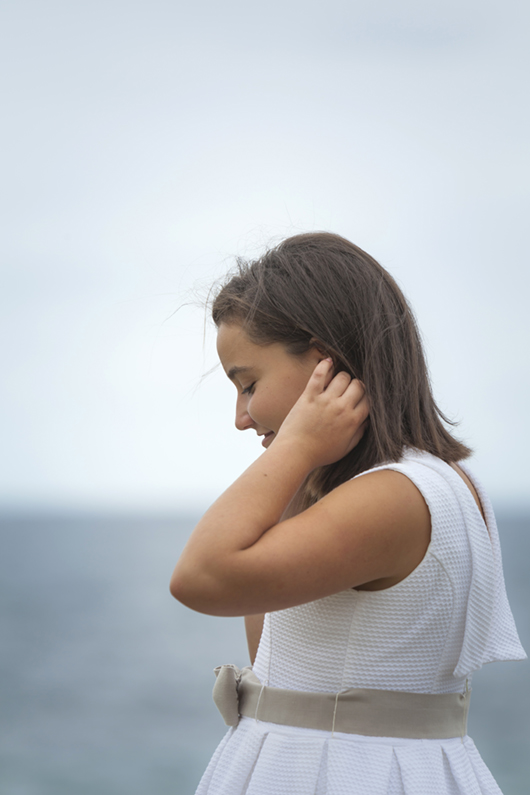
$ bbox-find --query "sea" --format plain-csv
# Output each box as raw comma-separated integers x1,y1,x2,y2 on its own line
1,510,529,795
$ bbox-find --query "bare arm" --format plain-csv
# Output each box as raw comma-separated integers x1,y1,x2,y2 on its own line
170,363,430,617
170,363,367,612
245,614,265,665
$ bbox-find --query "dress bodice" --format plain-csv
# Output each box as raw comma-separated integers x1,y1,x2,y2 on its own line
252,450,526,695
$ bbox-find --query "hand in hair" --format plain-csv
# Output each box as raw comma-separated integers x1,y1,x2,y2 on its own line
275,359,369,469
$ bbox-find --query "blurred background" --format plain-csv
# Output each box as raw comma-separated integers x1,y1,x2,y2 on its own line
0,0,528,793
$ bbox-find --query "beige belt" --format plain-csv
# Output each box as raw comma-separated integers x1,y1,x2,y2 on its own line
213,665,471,740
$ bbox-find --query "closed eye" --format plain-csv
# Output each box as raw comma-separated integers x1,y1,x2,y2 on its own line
242,382,256,395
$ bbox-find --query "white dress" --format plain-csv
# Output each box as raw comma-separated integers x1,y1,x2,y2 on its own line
194,450,526,795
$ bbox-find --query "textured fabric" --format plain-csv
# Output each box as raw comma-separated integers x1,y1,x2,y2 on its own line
214,665,471,739
195,449,526,794
213,664,242,726
197,718,504,795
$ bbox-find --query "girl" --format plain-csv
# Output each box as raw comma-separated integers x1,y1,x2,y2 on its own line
170,232,526,795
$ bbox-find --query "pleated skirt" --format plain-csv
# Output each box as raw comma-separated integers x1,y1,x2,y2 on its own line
195,716,502,795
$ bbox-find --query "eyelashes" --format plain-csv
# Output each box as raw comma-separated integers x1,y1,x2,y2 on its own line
242,382,256,395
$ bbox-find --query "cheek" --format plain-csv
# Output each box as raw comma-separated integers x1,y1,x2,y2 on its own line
246,394,266,423
246,390,281,427
262,390,299,426
285,373,311,406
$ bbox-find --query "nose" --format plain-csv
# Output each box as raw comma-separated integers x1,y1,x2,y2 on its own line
235,395,255,431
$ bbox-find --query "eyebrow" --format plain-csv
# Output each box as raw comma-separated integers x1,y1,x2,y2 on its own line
227,365,253,381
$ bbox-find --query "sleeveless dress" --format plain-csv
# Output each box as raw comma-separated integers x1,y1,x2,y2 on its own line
194,449,526,795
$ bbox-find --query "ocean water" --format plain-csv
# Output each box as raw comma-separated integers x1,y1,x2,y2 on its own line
1,511,529,795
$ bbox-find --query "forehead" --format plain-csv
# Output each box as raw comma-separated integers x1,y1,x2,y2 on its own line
216,322,256,360
216,322,287,376
216,322,264,375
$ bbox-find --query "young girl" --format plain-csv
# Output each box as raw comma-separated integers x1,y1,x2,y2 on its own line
171,232,526,795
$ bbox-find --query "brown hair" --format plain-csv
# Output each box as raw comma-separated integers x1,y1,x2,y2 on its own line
212,232,471,506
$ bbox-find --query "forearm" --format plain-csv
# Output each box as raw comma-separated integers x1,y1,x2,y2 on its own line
170,438,312,600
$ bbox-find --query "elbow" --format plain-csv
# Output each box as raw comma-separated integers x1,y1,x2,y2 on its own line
169,567,200,609
169,572,197,612
169,566,238,617
169,553,208,609
169,570,185,603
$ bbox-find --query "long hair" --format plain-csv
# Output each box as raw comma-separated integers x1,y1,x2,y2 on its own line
211,232,471,506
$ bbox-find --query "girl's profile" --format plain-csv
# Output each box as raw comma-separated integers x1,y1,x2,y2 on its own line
171,232,526,795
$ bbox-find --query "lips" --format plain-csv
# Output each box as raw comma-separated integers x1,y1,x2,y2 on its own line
261,432,275,448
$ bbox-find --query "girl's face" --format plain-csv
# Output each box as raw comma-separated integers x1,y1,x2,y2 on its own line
217,322,323,448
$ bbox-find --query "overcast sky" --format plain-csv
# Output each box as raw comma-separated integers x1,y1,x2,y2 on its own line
1,0,529,512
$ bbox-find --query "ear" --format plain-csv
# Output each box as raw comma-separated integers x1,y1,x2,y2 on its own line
309,337,331,360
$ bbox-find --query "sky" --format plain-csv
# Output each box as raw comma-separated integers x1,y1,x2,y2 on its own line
1,0,529,511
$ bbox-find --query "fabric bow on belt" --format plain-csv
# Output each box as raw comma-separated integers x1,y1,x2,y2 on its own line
212,664,245,726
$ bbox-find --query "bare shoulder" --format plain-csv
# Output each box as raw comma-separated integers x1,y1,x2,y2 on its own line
181,466,433,616
335,467,429,511
322,468,432,590
313,467,431,533
249,467,432,606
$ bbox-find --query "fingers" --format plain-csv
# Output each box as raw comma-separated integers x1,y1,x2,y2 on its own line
306,358,335,394
325,370,353,397
308,359,351,395
328,373,368,418
325,369,366,402
341,374,365,398
343,377,369,414
308,361,367,412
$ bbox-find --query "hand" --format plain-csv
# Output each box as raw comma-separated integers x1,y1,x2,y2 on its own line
274,359,370,469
